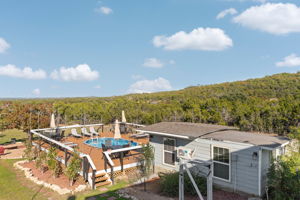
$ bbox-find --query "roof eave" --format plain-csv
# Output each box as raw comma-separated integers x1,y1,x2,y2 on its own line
137,129,191,140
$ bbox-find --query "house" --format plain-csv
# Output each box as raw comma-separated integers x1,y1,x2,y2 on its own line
138,122,291,197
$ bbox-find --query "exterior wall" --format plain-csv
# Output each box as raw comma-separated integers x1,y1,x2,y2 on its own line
150,134,261,196
261,149,272,194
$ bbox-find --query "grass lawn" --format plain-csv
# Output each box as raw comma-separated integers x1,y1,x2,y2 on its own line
0,159,131,200
0,129,28,145
0,159,47,200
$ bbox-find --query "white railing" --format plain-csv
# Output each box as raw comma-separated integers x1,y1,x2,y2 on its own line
117,122,145,127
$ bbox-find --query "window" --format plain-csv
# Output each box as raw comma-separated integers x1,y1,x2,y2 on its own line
163,138,176,166
213,146,230,181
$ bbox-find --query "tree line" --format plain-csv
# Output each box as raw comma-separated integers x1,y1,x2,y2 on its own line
0,72,299,135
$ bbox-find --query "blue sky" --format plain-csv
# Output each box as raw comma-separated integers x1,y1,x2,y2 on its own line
0,0,299,98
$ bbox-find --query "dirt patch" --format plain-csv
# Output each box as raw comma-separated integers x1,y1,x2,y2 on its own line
0,142,25,159
20,161,85,190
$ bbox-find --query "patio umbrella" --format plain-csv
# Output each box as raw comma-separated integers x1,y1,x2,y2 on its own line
50,113,56,129
121,110,126,123
114,119,121,139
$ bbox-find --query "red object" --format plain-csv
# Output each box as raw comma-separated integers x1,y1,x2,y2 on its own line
0,146,5,155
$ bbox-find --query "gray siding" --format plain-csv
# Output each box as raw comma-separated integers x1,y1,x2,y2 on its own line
150,135,261,196
261,149,271,194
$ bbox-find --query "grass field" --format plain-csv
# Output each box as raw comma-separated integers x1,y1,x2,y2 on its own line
0,159,47,200
0,159,131,200
0,129,27,145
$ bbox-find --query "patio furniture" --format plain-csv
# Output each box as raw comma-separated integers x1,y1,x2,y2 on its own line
105,139,112,147
81,128,92,137
102,144,108,151
122,144,130,156
62,142,78,147
89,126,99,136
71,129,82,138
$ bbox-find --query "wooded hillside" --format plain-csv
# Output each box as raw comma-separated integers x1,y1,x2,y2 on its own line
0,72,299,135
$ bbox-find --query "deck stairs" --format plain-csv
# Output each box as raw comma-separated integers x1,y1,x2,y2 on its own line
93,172,112,188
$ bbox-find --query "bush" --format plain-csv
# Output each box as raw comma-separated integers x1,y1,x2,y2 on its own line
267,152,300,200
46,147,62,178
159,171,207,197
23,140,35,161
65,151,81,186
35,150,48,173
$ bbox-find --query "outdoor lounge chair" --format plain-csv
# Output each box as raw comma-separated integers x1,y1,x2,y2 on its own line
81,127,92,137
71,129,82,138
89,126,99,136
62,141,78,147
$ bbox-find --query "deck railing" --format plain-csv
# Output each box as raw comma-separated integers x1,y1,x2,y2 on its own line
30,125,102,189
103,145,143,184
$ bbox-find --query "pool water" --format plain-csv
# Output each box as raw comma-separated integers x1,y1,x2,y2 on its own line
84,137,138,149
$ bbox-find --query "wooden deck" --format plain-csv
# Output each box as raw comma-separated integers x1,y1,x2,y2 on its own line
37,131,148,172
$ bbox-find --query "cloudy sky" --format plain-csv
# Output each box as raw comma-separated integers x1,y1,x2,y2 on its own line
0,0,299,98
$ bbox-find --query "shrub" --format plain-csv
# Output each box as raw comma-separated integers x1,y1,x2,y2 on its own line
23,139,35,161
138,144,155,191
35,150,48,173
65,151,81,186
159,171,207,197
46,147,62,178
267,152,300,200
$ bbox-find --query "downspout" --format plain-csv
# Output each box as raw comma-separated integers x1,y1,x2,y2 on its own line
258,148,262,197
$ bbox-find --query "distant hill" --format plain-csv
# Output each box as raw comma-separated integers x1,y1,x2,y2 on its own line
0,72,299,135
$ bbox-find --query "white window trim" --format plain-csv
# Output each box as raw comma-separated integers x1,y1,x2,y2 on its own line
212,145,231,182
163,137,176,167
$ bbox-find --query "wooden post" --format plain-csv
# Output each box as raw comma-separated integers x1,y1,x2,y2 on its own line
111,165,114,185
104,153,107,172
120,152,124,172
64,149,68,167
92,169,96,189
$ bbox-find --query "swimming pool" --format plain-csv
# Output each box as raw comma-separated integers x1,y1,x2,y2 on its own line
84,137,138,149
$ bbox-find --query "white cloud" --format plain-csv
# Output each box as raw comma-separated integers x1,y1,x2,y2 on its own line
216,8,238,19
51,64,99,81
143,58,164,68
0,64,46,79
95,6,113,15
94,85,101,89
0,38,10,53
153,28,233,51
276,54,300,67
32,88,41,96
233,3,300,35
128,77,172,93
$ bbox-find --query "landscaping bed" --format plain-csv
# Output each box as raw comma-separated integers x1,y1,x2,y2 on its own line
20,160,86,191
